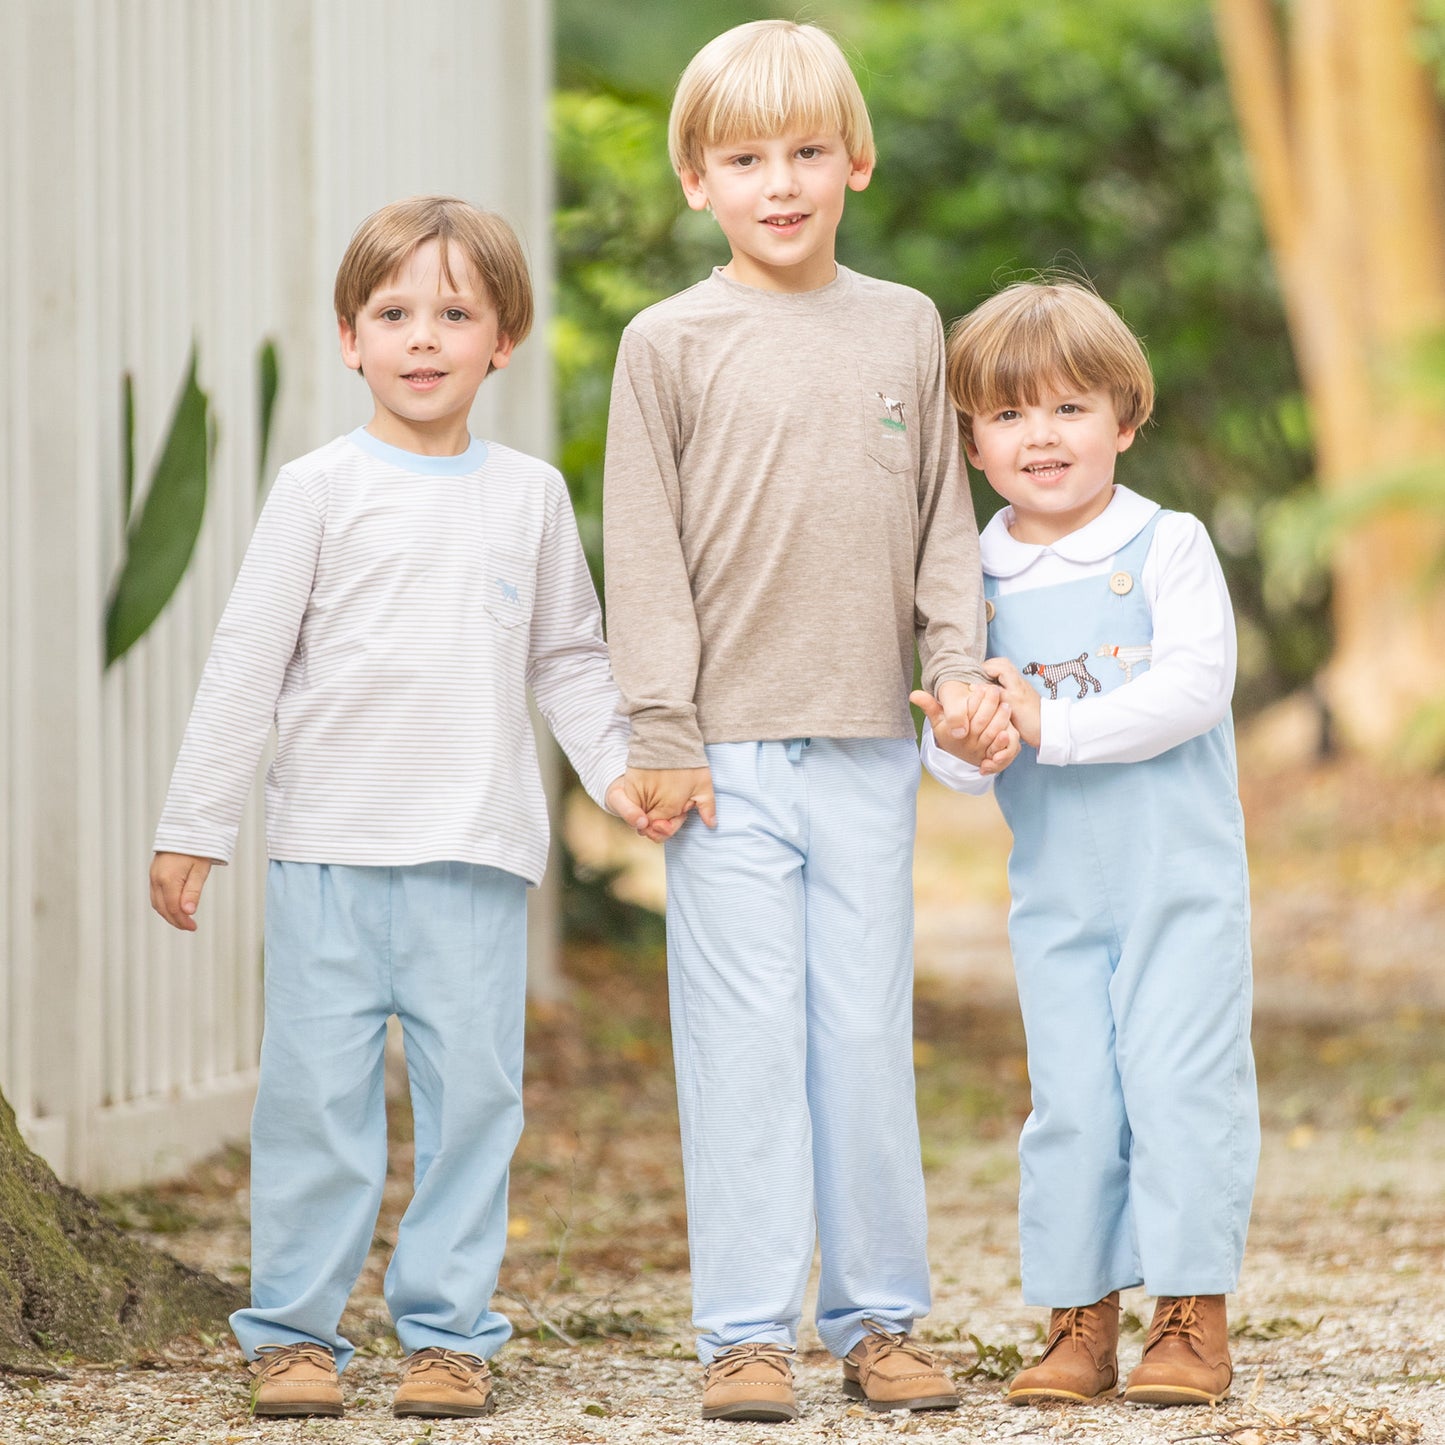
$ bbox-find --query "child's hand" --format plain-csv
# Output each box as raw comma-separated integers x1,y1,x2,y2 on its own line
983,657,1042,749
150,852,213,932
913,686,1019,772
623,765,717,841
606,776,685,843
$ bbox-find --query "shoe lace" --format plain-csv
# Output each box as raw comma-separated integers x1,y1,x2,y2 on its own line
857,1319,941,1369
405,1347,489,1382
704,1342,795,1383
251,1343,335,1379
1145,1297,1205,1352
1044,1305,1100,1353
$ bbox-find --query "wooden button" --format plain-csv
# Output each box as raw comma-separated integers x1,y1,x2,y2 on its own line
1109,571,1134,595
984,599,996,622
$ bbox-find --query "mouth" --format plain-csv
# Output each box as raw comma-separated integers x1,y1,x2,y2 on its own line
1023,461,1070,482
762,213,807,232
402,370,447,390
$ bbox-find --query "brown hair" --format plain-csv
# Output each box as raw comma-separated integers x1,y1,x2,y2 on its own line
333,195,533,350
668,20,875,178
946,280,1154,447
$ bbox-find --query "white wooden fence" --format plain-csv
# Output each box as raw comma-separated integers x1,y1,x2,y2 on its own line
0,0,557,1191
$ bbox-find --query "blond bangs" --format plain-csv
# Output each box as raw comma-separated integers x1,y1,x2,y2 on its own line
947,282,1155,446
669,20,874,176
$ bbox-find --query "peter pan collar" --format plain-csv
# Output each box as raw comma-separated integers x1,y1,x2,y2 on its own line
980,485,1161,577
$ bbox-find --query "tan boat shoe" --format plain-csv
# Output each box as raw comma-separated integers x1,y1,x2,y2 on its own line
247,1342,343,1417
842,1320,960,1412
701,1342,799,1422
392,1347,495,1418
1123,1294,1233,1406
1006,1292,1120,1404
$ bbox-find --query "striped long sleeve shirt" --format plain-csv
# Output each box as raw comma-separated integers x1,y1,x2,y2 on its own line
154,427,629,886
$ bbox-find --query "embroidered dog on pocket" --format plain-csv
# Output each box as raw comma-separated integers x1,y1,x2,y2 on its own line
1022,653,1102,700
1096,643,1152,682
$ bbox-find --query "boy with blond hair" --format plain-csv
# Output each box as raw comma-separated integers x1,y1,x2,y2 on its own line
604,20,1016,1422
918,279,1259,1408
152,195,662,1420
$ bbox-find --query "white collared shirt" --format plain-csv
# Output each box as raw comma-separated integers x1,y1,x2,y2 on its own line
923,485,1237,794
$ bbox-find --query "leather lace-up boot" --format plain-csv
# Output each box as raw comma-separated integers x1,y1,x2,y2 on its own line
1123,1294,1232,1406
701,1342,799,1421
248,1342,344,1417
1006,1291,1120,1404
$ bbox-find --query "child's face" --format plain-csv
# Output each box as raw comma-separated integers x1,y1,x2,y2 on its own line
338,239,514,454
966,384,1137,545
680,129,872,293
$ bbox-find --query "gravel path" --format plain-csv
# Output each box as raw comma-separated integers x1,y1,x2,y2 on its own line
5,762,1442,1444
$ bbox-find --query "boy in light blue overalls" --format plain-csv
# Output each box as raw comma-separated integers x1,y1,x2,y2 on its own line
915,280,1259,1409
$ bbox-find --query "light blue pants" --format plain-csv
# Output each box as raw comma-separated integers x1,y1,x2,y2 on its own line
231,861,527,1369
664,738,932,1362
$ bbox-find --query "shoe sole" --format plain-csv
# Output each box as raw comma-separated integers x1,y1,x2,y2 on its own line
842,1380,960,1412
701,1401,799,1422
1007,1386,1114,1405
393,1400,496,1418
1124,1385,1230,1407
251,1403,344,1418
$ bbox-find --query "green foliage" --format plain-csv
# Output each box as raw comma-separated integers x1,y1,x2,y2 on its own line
257,336,280,490
554,0,1323,708
105,349,211,667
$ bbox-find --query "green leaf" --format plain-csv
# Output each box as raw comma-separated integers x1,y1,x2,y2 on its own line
257,337,280,490
104,347,210,667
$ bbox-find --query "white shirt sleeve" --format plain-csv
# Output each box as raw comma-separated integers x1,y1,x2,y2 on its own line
527,475,631,813
919,724,995,795
153,470,322,861
1037,513,1236,766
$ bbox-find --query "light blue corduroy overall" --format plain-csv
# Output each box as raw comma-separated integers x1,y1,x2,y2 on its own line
663,736,932,1362
987,513,1259,1307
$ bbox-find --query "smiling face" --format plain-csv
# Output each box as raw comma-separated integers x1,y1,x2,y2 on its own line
679,130,872,293
966,383,1137,545
338,237,514,455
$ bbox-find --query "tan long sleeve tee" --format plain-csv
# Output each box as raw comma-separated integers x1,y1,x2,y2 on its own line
603,264,988,769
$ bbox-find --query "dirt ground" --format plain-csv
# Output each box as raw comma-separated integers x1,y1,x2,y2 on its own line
4,755,1443,1445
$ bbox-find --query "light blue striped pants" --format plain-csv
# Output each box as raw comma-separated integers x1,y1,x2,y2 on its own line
664,737,933,1362
230,860,527,1369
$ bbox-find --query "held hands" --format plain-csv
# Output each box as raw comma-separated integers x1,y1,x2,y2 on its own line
982,658,1042,749
149,852,214,931
611,766,717,843
911,679,1021,775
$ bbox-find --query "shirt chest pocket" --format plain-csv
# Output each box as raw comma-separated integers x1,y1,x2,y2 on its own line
859,372,914,475
483,547,535,628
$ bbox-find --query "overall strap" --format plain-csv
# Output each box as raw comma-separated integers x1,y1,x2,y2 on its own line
1110,508,1166,579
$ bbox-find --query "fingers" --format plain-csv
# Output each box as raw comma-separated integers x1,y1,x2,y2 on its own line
150,853,207,932
983,656,1023,688
608,778,650,834
909,689,946,730
690,776,718,828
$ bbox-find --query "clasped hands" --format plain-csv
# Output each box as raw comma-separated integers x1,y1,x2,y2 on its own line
611,676,1027,843
910,673,1029,769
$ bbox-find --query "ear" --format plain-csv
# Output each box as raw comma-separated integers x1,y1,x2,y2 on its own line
679,168,712,213
847,155,874,193
490,333,517,374
964,438,983,470
1116,424,1137,454
338,317,361,372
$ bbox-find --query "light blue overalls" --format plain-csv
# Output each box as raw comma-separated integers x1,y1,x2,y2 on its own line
987,512,1259,1307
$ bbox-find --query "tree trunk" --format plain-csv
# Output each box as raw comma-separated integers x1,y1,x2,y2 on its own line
0,1088,243,1372
1215,0,1445,753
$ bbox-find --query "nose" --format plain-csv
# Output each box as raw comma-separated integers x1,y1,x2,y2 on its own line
761,156,801,199
1023,409,1059,445
406,314,439,351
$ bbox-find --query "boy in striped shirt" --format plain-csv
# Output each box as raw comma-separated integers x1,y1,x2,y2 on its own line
151,196,663,1420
